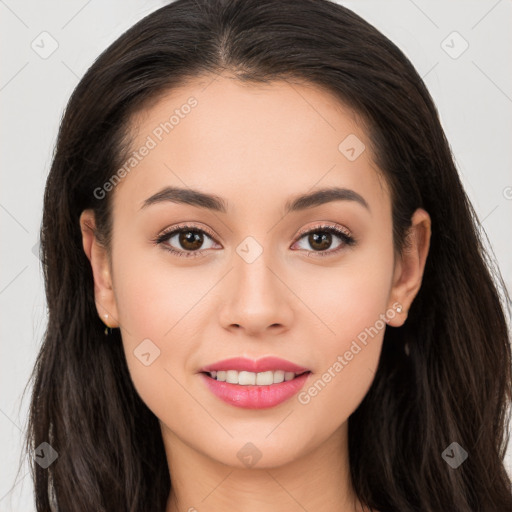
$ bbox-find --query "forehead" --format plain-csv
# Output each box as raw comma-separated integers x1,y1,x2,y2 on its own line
113,74,389,217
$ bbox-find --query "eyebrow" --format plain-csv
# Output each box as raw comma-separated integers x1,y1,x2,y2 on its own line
140,185,369,214
140,186,227,212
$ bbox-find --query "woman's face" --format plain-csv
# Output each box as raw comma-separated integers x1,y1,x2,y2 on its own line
82,74,428,469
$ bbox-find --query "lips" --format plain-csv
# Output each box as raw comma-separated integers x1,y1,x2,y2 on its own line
199,357,312,409
201,372,310,409
200,356,309,374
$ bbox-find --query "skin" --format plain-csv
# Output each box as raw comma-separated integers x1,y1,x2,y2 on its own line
80,74,431,512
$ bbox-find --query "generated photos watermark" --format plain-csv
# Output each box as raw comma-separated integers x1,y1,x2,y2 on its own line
297,302,402,405
93,96,198,200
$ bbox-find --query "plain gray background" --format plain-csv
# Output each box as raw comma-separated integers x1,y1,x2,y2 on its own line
1,0,511,509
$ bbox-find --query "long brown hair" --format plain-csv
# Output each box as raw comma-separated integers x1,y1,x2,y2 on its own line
24,0,512,510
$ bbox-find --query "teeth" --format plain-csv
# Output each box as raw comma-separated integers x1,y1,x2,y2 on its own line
209,369,303,385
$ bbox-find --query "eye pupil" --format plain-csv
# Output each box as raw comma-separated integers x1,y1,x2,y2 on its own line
179,230,203,250
309,232,332,251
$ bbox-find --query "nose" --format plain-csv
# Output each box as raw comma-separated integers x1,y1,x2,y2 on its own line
218,250,294,337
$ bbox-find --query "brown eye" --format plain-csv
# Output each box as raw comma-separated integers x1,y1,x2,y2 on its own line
307,232,333,251
292,224,355,256
178,230,204,251
155,225,219,258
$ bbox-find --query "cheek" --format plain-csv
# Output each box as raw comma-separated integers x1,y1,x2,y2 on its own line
295,240,394,346
293,246,394,425
110,244,209,416
112,239,216,339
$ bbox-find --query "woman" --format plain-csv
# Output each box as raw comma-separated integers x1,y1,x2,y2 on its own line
25,0,512,510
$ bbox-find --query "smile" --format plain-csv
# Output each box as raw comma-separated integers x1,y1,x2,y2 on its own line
206,369,308,385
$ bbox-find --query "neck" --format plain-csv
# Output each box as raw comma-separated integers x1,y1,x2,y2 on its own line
162,421,362,512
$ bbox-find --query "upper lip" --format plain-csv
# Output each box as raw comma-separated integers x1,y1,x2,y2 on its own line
200,356,310,374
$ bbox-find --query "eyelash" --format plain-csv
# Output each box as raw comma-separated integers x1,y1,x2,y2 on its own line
153,223,356,259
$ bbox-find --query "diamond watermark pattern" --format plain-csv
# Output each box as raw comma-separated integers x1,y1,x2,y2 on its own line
134,338,161,366
237,442,262,468
338,134,366,161
236,236,263,264
31,31,59,59
31,240,41,260
441,441,468,468
34,442,58,469
441,31,469,60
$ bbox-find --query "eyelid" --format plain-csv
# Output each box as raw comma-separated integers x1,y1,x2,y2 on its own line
156,222,219,242
294,222,353,240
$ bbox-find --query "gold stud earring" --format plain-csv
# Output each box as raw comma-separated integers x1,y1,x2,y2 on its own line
103,314,112,335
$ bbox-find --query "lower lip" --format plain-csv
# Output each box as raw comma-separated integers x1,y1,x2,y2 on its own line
200,372,311,409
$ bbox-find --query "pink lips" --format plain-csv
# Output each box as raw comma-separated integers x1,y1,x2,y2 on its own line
200,356,309,374
199,356,311,409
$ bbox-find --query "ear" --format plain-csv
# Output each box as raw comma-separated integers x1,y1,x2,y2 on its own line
79,209,119,328
387,208,431,327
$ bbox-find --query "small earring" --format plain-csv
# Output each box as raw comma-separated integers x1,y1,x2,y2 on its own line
396,305,403,313
102,314,112,335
